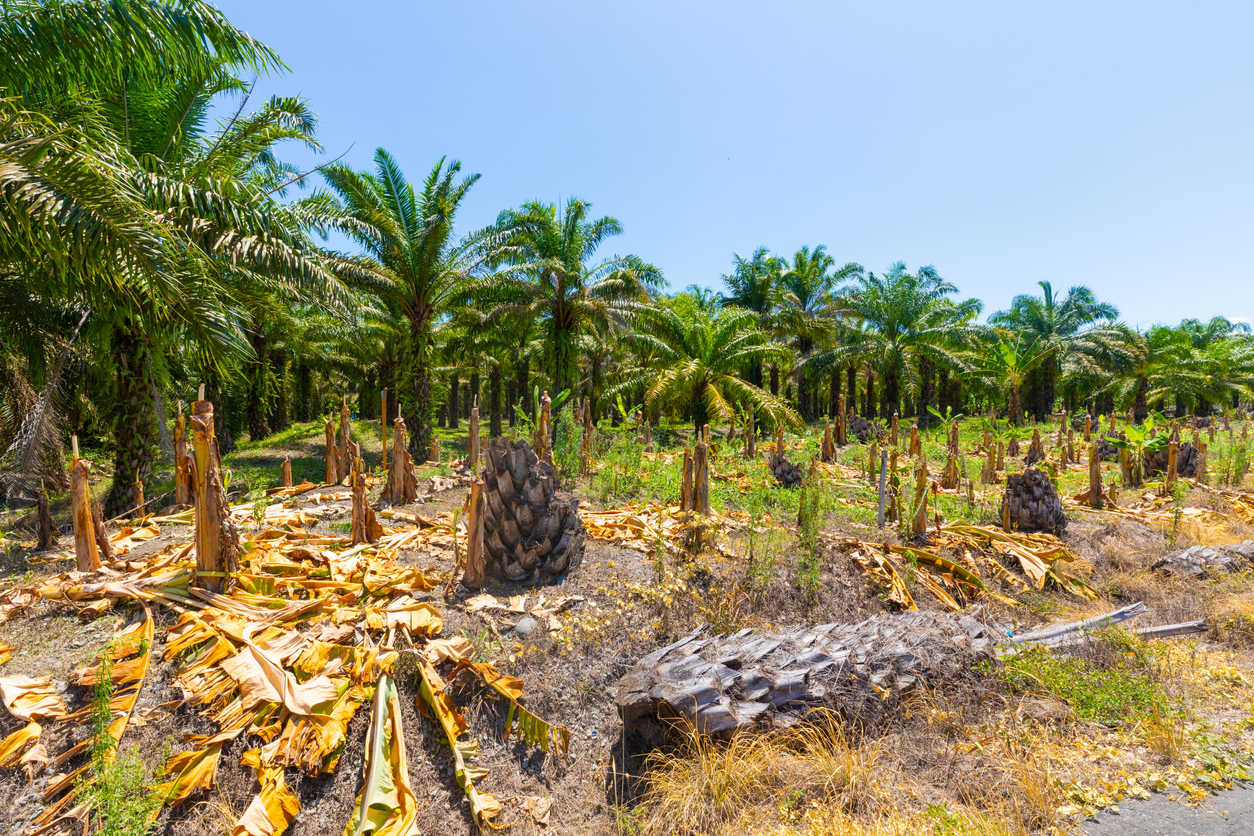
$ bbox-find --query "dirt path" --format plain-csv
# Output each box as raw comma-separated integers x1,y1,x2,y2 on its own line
1083,785,1254,835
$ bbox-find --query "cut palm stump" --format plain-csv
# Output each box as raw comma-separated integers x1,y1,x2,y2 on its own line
69,456,100,572
189,400,240,592
617,612,995,741
474,438,584,585
1145,441,1198,478
766,451,803,488
1000,468,1067,535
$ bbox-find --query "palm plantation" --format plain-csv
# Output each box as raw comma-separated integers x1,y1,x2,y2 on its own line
8,5,1254,836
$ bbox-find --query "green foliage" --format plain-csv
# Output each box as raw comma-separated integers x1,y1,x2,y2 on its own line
1167,480,1188,550
992,634,1174,727
795,463,827,597
593,427,644,505
1215,436,1251,488
553,399,580,481
75,648,165,836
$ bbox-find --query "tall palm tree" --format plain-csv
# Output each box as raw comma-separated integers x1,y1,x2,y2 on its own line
964,336,1051,426
316,153,500,458
778,245,859,420
817,263,980,424
989,281,1118,421
487,197,663,408
614,295,799,434
719,247,785,393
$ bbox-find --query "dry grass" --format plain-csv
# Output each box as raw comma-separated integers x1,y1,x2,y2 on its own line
628,708,1072,836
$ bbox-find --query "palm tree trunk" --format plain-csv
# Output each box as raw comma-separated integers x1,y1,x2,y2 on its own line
507,378,517,427
829,372,839,418
881,364,897,420
448,373,459,430
245,332,270,442
770,364,779,397
270,349,290,432
293,360,315,422
846,364,857,416
470,372,481,415
104,326,157,518
1134,376,1149,423
1008,385,1023,427
1039,360,1057,422
404,319,435,461
918,356,936,428
204,372,235,455
864,371,877,419
489,366,502,438
516,356,531,419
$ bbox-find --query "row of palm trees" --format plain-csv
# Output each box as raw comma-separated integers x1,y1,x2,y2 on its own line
3,1,1252,516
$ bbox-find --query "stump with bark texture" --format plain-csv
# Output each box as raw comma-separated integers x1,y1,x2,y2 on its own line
69,457,99,572
37,491,59,551
820,423,836,463
1144,442,1198,478
351,457,383,545
1024,430,1045,466
337,402,354,481
479,438,584,584
848,415,883,444
387,416,419,505
767,452,804,488
617,613,995,740
1000,468,1067,534
190,401,239,592
324,419,339,485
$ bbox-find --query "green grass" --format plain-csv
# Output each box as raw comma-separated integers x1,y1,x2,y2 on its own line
991,631,1175,727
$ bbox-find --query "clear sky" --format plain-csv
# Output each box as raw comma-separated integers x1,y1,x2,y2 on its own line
213,0,1254,327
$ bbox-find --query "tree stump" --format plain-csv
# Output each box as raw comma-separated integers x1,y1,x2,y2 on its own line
351,458,382,545
91,500,114,566
69,456,99,572
820,422,836,463
324,419,339,485
387,416,419,505
681,448,694,512
1088,442,1105,509
693,442,711,516
133,475,146,518
480,438,584,583
337,400,354,481
190,401,239,592
1024,430,1045,466
910,456,929,537
908,424,921,457
1000,468,1067,534
281,458,292,489
835,396,847,446
460,478,487,589
37,491,59,551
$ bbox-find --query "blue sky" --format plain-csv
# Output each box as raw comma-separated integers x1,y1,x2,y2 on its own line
214,0,1254,327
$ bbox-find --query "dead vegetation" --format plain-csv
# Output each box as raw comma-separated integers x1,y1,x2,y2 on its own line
2,414,1254,835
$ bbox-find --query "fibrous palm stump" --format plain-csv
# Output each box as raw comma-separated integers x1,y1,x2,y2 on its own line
847,415,883,444
1144,443,1198,478
482,438,584,583
617,613,995,740
766,452,804,488
1000,468,1067,534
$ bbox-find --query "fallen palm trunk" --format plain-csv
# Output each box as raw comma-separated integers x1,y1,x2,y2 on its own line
1007,602,1148,648
617,612,995,740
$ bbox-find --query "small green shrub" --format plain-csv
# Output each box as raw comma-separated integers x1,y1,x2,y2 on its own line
76,649,166,836
553,405,580,482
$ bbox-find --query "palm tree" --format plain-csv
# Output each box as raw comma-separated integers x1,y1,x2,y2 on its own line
778,245,859,420
613,295,799,434
964,336,1051,426
487,197,663,409
719,247,785,393
316,152,500,458
817,263,980,425
989,281,1118,421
